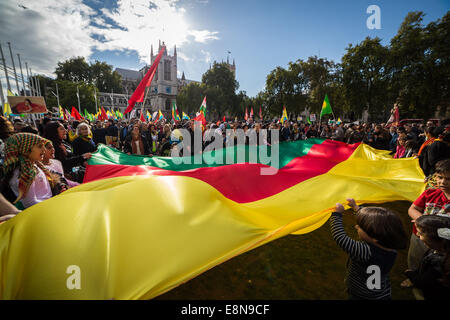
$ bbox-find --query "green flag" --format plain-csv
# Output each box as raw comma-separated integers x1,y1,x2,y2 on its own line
320,94,333,118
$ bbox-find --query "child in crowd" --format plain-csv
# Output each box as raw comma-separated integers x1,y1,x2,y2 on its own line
330,198,407,299
42,140,80,189
402,159,450,295
1,133,59,209
404,214,450,299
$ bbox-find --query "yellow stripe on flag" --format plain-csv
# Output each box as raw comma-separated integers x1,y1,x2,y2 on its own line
0,143,425,299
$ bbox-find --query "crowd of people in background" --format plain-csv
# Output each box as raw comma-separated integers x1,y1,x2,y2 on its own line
1,113,449,205
0,112,449,300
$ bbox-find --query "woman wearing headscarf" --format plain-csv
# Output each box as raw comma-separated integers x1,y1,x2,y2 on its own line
1,133,61,209
43,121,91,182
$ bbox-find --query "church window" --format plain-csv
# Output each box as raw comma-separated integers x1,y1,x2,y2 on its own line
164,60,171,81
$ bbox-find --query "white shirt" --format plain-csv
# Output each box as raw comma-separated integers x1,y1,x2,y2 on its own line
44,159,80,188
9,165,53,208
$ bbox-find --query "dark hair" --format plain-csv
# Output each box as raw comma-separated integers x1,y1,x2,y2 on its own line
435,159,450,175
43,121,64,145
415,214,450,287
21,125,38,134
0,116,14,140
356,207,407,250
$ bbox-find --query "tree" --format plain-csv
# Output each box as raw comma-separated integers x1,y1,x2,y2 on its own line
55,57,91,83
45,80,97,114
176,82,205,117
55,57,123,93
390,11,450,119
341,37,391,121
90,61,123,93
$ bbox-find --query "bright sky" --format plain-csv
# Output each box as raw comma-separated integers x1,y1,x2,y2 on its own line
0,0,449,99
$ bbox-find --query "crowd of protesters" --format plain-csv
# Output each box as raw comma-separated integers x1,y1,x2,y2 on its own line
0,111,449,300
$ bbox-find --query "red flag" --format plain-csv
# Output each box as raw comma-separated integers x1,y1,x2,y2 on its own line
71,106,83,120
124,46,166,114
62,108,67,121
244,107,248,121
140,109,145,122
223,116,226,122
100,106,108,121
250,107,254,118
193,112,206,126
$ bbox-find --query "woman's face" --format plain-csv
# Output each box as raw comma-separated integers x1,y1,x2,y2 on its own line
43,143,55,161
28,142,46,162
79,125,89,136
58,125,67,139
132,126,140,135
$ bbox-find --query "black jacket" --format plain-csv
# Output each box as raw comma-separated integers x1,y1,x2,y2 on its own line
72,137,97,156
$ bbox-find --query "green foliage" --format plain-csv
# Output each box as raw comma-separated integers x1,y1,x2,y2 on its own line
55,57,123,93
176,82,205,117
260,11,449,121
178,62,242,120
45,80,97,114
341,37,391,121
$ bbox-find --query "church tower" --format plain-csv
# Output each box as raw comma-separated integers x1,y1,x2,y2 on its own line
143,41,178,113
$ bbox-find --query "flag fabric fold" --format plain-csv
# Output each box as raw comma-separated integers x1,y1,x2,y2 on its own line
0,139,425,299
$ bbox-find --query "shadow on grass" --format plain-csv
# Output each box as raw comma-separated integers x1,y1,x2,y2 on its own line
157,201,415,300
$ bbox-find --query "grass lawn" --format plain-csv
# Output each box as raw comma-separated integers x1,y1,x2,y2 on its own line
158,201,416,300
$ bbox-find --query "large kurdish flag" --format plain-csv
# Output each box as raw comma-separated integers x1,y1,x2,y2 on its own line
0,139,425,299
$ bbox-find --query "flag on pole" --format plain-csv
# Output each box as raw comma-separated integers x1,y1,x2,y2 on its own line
59,106,65,118
65,109,72,121
140,109,146,122
244,107,248,121
250,107,254,119
124,46,166,114
71,106,83,120
182,112,190,120
223,116,226,122
320,94,333,118
3,103,12,117
193,112,206,126
158,110,164,121
199,96,207,115
172,102,181,121
280,107,288,124
100,106,108,121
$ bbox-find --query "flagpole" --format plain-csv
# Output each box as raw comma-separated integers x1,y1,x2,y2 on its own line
94,86,98,113
0,43,11,92
17,54,26,96
55,82,60,108
77,85,81,113
7,42,20,94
